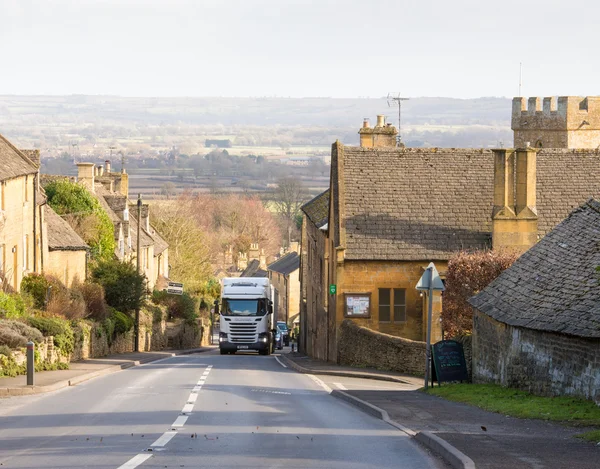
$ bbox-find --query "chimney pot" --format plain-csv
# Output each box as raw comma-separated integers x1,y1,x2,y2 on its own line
376,115,385,127
362,118,370,128
105,160,111,173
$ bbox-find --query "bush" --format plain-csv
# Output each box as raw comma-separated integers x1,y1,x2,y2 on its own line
152,291,198,325
442,250,519,337
46,286,87,320
110,309,133,335
27,316,75,355
0,292,27,319
0,344,12,356
92,259,146,313
0,325,27,348
20,273,51,309
73,281,107,320
0,319,44,344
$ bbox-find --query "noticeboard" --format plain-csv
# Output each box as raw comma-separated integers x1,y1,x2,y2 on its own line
431,340,468,384
343,293,370,318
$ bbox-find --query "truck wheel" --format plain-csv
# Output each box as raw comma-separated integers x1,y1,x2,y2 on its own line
220,349,227,355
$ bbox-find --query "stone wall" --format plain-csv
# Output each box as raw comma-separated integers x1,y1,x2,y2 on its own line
337,319,426,375
473,310,600,403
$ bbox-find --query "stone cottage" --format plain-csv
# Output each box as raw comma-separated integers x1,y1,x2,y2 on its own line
268,251,300,327
301,116,600,362
469,199,600,403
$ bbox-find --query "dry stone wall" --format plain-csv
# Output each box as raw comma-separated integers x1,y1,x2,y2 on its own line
337,319,425,375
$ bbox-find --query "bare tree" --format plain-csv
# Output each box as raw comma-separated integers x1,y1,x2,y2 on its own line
271,177,308,247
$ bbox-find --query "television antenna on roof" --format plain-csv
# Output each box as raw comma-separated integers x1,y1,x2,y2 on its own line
387,92,410,146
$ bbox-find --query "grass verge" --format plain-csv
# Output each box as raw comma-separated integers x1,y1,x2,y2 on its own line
575,430,600,444
425,383,600,427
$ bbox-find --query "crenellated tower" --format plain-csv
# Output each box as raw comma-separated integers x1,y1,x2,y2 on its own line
512,96,600,149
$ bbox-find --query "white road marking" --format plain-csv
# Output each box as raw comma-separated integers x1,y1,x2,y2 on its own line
182,403,194,413
307,374,332,393
274,356,287,368
172,415,188,427
150,431,177,447
197,379,206,385
116,453,153,469
187,393,198,403
333,382,347,390
192,386,202,392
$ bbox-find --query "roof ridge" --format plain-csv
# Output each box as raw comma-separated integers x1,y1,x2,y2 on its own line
0,133,39,170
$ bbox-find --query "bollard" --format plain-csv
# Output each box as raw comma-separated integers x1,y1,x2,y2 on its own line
26,341,35,386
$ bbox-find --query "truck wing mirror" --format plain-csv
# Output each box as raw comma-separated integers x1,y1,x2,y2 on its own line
213,299,219,315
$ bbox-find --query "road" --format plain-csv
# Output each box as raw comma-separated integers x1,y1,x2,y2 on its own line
0,350,446,468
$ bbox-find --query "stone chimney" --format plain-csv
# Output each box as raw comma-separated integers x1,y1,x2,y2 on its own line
492,147,538,253
249,243,259,261
76,163,95,193
141,204,150,232
105,160,111,174
237,252,248,271
20,149,40,167
289,241,300,254
224,245,233,265
259,248,267,270
114,173,129,198
358,115,398,148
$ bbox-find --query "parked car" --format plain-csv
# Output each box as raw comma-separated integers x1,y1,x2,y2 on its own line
276,321,289,346
274,330,283,350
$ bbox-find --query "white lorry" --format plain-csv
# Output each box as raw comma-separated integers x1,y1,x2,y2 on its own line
216,277,274,355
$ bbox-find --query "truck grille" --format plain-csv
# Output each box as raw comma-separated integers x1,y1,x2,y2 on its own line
229,322,258,343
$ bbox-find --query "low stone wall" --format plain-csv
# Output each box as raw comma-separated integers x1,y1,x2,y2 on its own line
337,319,426,375
473,310,600,404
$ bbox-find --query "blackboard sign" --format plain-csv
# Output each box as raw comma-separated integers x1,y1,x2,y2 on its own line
431,340,468,384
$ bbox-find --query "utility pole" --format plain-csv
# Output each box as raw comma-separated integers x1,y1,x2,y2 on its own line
135,194,142,352
387,93,410,146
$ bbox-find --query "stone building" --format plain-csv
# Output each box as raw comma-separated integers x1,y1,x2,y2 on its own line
300,117,600,362
469,199,600,403
267,251,300,326
512,96,600,148
0,135,42,291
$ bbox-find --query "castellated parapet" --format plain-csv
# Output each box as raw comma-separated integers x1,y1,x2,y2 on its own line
512,96,600,149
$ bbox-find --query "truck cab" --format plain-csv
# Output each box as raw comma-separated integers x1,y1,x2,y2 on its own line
216,278,274,355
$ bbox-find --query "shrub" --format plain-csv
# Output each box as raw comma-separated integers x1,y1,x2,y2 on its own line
92,259,146,313
0,344,12,356
0,320,44,344
442,249,519,337
152,290,198,325
0,325,27,348
46,286,87,320
73,281,107,320
20,273,51,309
27,316,75,355
0,292,27,319
110,309,134,335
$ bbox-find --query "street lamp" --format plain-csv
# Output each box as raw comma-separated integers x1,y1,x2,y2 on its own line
135,194,142,352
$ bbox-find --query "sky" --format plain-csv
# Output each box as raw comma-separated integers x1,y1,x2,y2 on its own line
1,0,598,99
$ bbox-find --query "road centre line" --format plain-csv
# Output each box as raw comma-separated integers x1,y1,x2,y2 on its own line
187,393,198,403
116,453,153,469
274,356,287,368
333,382,348,390
192,385,202,392
150,431,177,447
172,415,188,427
182,403,194,413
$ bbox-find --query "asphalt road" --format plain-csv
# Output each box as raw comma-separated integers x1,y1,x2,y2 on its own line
0,350,445,468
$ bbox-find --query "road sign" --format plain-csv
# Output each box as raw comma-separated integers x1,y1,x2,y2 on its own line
167,281,184,295
416,262,445,291
329,284,336,295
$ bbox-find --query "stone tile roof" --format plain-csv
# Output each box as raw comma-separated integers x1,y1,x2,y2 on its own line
469,199,600,338
337,146,600,260
268,252,300,275
0,134,38,181
301,189,329,229
45,206,89,251
240,259,267,278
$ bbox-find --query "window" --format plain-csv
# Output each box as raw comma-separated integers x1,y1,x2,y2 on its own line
379,288,407,323
379,288,391,322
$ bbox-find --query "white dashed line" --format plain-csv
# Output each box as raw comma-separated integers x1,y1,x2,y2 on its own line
150,431,177,447
116,453,153,469
274,356,287,368
187,393,198,403
333,382,347,390
182,403,194,413
172,415,188,427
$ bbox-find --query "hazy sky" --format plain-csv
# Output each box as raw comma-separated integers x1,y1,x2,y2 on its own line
1,0,598,98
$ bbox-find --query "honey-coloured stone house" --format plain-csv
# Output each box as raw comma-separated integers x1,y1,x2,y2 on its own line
301,117,600,362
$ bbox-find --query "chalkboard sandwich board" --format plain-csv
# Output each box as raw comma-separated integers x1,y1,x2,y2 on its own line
431,340,468,385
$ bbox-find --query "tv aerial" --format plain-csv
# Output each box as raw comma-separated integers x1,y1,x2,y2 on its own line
387,92,410,145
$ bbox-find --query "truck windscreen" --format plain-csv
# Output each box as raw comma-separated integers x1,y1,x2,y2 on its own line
222,299,268,317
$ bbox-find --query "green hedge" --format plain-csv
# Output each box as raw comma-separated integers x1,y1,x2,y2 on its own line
0,292,27,319
27,316,75,355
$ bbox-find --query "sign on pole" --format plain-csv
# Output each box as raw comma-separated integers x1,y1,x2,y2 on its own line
415,262,445,391
329,284,336,295
167,281,184,295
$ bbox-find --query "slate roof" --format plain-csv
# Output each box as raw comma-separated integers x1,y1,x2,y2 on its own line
469,199,600,338
45,206,89,251
268,252,300,275
301,189,329,229
336,146,600,260
240,259,267,278
0,134,38,181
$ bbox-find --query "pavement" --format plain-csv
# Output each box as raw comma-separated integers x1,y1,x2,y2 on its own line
280,352,600,469
0,348,207,397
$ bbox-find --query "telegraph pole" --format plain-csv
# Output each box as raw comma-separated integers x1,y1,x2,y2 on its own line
387,93,410,146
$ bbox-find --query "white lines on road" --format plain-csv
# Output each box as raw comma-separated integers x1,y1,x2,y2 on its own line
172,415,189,427
307,374,332,393
274,356,287,368
333,382,347,390
150,431,177,447
187,393,198,403
116,453,153,469
182,403,195,413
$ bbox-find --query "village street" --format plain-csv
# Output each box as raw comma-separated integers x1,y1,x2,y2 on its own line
0,351,446,469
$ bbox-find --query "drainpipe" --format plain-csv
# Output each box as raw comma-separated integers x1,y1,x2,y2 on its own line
33,173,37,272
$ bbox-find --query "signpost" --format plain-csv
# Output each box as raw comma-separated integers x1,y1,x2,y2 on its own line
416,262,445,390
431,340,468,385
167,282,184,295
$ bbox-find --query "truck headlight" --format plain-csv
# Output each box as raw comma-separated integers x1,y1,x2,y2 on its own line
219,332,227,342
